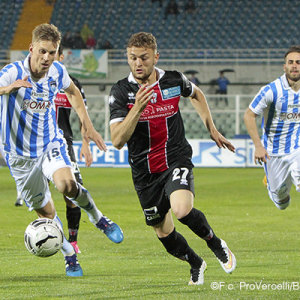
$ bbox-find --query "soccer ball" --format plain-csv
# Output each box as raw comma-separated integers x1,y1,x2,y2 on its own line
24,218,64,257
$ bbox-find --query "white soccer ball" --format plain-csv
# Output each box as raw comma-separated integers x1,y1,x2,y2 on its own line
24,218,63,257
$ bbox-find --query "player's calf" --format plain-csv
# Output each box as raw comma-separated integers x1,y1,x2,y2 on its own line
158,228,206,285
178,208,213,239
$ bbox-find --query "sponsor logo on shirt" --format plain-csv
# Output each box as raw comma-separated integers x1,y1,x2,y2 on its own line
162,86,181,100
127,102,177,121
21,100,51,112
31,90,49,99
141,104,176,120
279,112,300,121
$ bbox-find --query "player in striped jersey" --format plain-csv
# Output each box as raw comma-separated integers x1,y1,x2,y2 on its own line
110,32,236,285
244,45,300,210
0,23,123,276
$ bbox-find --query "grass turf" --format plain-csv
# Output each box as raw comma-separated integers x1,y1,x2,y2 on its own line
0,167,299,299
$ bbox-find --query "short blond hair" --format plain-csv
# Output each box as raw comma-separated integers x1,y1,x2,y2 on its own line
127,32,157,52
32,23,61,45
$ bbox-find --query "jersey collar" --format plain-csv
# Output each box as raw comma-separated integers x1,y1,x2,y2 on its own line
128,67,165,85
282,73,298,90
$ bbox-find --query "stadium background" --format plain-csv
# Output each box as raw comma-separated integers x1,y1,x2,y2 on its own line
1,0,297,144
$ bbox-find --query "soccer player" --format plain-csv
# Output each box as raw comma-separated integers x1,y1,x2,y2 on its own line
0,23,123,277
54,45,89,254
244,45,300,210
109,32,236,285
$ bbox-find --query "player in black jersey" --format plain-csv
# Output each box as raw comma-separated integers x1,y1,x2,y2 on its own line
54,45,90,253
109,32,237,285
55,46,124,252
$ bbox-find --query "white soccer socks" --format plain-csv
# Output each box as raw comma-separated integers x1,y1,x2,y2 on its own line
68,183,103,224
54,214,75,256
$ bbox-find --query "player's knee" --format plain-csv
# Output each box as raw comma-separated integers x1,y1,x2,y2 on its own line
173,205,192,220
56,179,77,198
153,223,174,238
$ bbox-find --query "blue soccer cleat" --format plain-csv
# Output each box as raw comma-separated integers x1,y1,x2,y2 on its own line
96,216,124,244
65,254,83,277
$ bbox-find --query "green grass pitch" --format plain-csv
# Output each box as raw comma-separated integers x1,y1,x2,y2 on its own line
0,167,299,299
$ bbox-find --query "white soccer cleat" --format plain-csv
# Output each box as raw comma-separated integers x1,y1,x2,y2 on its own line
214,239,236,274
188,260,207,285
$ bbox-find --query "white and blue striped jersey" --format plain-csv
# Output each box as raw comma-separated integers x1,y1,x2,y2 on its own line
0,55,71,158
249,74,300,156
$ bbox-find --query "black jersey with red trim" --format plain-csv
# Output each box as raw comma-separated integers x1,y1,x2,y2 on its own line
54,75,86,142
109,68,194,174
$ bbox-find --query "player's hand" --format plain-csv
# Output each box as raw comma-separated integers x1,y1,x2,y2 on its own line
80,139,93,167
82,126,107,152
210,130,235,152
134,84,154,112
7,76,32,94
254,145,270,165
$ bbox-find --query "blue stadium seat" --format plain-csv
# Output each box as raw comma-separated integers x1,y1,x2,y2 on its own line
47,0,297,50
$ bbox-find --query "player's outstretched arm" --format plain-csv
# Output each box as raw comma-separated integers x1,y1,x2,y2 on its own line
80,135,93,167
110,84,153,149
190,85,235,152
65,81,107,151
244,108,269,164
0,76,32,95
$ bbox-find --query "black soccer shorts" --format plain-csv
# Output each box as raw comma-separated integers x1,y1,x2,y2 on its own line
133,162,195,226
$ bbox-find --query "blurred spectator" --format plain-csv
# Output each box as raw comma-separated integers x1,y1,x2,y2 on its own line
165,0,179,18
216,71,230,94
189,73,200,86
72,31,86,49
99,39,113,49
216,71,230,105
61,31,74,49
184,0,196,13
80,23,94,44
86,34,97,49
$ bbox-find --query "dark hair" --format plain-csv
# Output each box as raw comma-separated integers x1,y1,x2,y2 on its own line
32,23,61,45
127,32,157,52
284,45,300,61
